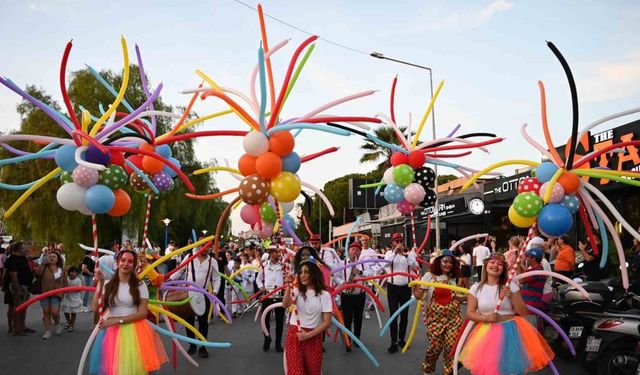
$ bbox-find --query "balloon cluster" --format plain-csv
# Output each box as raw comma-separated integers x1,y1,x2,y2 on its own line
124,143,181,197
382,151,437,215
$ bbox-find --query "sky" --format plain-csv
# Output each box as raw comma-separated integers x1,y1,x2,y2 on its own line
1,0,640,235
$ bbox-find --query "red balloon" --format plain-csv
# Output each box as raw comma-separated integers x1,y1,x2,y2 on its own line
517,177,542,194
139,143,155,153
108,189,131,217
390,152,408,166
238,153,258,176
255,152,283,180
124,155,143,174
269,131,295,156
110,151,126,167
407,150,425,168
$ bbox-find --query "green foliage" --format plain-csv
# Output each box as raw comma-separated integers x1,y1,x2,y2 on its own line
359,125,409,174
437,174,458,185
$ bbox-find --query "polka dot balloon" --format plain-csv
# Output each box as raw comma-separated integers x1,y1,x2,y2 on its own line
559,194,580,213
383,183,404,203
539,182,565,203
72,165,99,187
517,177,541,194
512,192,543,218
60,170,73,185
130,172,151,191
423,188,437,207
151,171,173,192
269,172,301,202
403,183,426,205
239,174,270,205
414,166,436,189
98,165,128,190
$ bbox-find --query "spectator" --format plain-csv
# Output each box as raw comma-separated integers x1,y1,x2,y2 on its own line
554,235,575,279
578,237,606,281
80,253,95,311
35,250,66,339
518,247,546,327
504,237,521,269
472,239,491,281
62,266,83,332
458,244,472,289
5,242,33,336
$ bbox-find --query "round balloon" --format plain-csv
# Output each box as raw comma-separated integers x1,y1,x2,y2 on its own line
156,145,172,159
535,162,559,183
259,202,277,224
281,152,301,174
392,164,415,187
396,199,415,215
239,174,270,205
559,194,580,214
407,150,425,169
85,145,110,166
537,204,573,237
283,214,297,230
423,188,437,207
517,177,542,194
243,131,270,156
60,170,73,185
158,179,175,196
390,152,408,166
403,183,426,205
110,151,125,167
238,153,258,176
383,167,396,185
152,171,173,192
383,183,404,204
54,144,78,172
56,183,87,211
255,152,282,180
414,167,436,189
141,155,164,174
254,221,274,239
280,201,295,213
162,157,181,178
508,205,537,228
72,165,99,187
84,184,116,214
107,189,131,217
557,172,580,194
98,165,128,189
130,172,151,192
270,172,301,202
269,131,295,157
512,192,543,218
539,182,565,203
240,204,260,225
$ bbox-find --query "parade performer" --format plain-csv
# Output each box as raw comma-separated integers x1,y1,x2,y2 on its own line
358,237,382,320
309,234,339,270
136,249,163,323
413,249,464,375
283,259,332,375
460,252,554,375
169,242,220,358
384,232,418,353
335,241,367,351
90,249,168,375
256,245,285,352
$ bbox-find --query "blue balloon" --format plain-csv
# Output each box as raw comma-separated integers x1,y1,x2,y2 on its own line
162,157,181,178
283,214,297,230
535,162,559,183
281,152,301,173
559,194,580,214
156,144,172,159
84,184,115,214
537,204,573,237
85,145,110,166
54,145,78,172
384,183,404,203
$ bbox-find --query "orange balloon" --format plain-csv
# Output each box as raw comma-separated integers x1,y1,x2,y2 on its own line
139,143,155,153
255,152,282,179
108,189,131,217
238,153,258,176
268,131,295,156
558,172,580,194
141,155,164,174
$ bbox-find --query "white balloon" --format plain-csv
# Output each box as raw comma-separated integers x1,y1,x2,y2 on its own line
56,183,87,211
383,167,395,185
280,201,295,213
243,131,270,156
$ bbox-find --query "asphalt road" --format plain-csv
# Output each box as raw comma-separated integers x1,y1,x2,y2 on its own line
0,296,583,374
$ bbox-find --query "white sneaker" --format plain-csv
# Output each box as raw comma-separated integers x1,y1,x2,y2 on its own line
42,330,52,340
364,311,371,320
55,325,63,335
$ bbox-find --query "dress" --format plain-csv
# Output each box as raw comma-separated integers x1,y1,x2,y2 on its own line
61,277,84,313
89,281,168,375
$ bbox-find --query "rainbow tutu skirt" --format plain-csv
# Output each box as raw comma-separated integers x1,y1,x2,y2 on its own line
89,319,168,375
460,316,554,375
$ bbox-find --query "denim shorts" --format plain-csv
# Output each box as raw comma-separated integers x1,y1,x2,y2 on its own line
40,296,62,307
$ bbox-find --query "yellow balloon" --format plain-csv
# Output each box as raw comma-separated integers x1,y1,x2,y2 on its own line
508,205,537,228
270,172,301,202
408,280,470,295
149,304,207,342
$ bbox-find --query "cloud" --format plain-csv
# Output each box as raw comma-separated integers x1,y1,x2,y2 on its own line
479,0,514,21
578,52,640,102
28,2,49,11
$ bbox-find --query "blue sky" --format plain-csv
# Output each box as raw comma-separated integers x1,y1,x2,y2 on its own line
1,1,640,233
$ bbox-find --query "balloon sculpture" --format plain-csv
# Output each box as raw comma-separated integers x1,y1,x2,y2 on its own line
461,41,640,290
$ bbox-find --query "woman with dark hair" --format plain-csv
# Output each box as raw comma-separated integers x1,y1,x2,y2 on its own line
458,244,472,289
291,245,327,273
282,260,332,375
460,252,554,375
413,249,465,375
90,250,168,375
36,250,66,339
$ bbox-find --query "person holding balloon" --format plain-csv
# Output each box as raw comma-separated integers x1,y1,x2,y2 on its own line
90,249,168,375
460,252,554,375
256,246,285,352
334,241,367,352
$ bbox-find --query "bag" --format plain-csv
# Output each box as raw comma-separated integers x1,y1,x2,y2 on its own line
29,277,42,295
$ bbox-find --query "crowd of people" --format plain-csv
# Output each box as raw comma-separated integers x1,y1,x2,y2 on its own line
0,228,639,375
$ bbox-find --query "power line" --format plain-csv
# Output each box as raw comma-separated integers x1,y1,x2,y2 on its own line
231,0,370,56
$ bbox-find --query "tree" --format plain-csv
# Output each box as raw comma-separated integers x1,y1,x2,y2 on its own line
359,125,409,174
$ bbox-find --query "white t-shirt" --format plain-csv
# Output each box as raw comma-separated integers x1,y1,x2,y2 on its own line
472,246,491,266
541,258,552,295
460,253,472,267
469,281,519,315
107,281,149,318
289,288,332,329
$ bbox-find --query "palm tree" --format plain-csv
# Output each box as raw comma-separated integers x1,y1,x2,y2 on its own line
359,125,409,174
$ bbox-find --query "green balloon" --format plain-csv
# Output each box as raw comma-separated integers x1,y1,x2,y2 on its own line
60,170,73,185
259,202,277,223
99,165,128,189
392,164,415,188
513,192,543,218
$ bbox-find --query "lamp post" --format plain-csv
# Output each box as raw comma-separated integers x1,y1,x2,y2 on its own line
202,229,208,236
370,52,441,250
162,218,171,251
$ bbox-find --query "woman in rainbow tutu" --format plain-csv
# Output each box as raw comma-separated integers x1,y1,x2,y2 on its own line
460,252,554,374
90,249,168,375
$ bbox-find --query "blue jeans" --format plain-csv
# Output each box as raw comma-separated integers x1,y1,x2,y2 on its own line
82,275,93,307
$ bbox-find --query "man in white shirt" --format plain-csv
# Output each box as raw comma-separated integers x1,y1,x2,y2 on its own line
165,240,177,272
335,241,369,351
472,239,491,281
169,243,220,358
359,237,381,320
384,232,418,353
309,234,339,270
256,246,285,353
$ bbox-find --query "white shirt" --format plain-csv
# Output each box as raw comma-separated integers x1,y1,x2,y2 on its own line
460,253,472,267
334,259,368,294
358,247,382,274
290,288,332,329
319,247,340,269
470,281,519,315
256,260,284,291
527,237,546,250
541,258,553,295
165,245,177,259
107,282,149,318
384,250,418,285
170,256,221,292
472,246,491,266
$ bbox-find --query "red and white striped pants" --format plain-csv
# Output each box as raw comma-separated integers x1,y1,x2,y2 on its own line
284,326,323,375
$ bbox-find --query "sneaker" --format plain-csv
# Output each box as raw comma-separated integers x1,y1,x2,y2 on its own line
364,311,371,320
387,342,398,353
263,337,271,352
42,331,52,340
275,345,284,353
198,347,209,358
63,322,71,329
187,345,197,355
398,340,406,348
66,326,74,333
55,325,63,335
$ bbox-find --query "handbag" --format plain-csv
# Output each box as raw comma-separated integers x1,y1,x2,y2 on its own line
29,277,42,295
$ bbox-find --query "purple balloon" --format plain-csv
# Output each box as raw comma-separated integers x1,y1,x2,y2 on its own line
151,171,173,192
85,145,110,166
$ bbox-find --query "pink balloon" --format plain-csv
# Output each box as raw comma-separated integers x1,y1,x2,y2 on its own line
539,182,565,203
240,204,259,225
403,183,426,205
72,165,99,187
253,221,274,239
396,199,415,215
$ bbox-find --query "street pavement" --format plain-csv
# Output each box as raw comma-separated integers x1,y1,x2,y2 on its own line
0,297,583,374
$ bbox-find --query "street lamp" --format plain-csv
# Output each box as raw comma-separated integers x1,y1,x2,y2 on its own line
370,52,441,249
202,229,208,236
162,218,171,251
